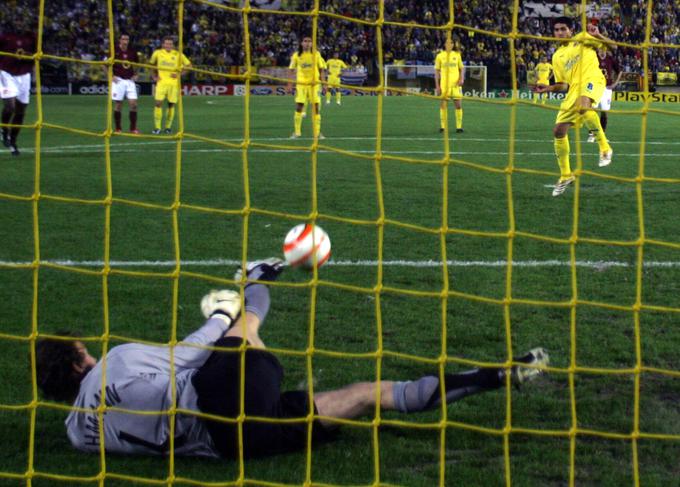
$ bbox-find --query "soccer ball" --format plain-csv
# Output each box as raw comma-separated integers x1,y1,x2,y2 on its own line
283,223,331,268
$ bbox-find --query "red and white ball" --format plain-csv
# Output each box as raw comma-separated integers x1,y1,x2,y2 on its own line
283,223,331,268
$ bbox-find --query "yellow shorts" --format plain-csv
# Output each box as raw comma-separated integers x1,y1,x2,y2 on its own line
327,75,340,88
442,83,462,99
155,80,180,103
555,80,605,124
295,83,321,104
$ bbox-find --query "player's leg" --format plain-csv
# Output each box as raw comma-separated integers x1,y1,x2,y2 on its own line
314,348,549,424
552,120,574,196
113,100,123,132
152,86,164,134
127,81,139,133
229,258,286,347
164,83,178,134
438,98,447,133
152,82,167,134
128,99,138,133
1,97,15,147
111,79,124,132
292,84,306,138
8,100,27,156
325,83,331,104
577,94,612,166
312,84,323,138
453,93,463,132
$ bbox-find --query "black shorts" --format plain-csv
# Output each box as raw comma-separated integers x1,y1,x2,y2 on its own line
191,337,333,458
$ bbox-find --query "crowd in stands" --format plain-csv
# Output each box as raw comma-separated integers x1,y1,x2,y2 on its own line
0,0,678,85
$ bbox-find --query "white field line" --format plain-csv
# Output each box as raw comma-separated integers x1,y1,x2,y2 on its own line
19,136,680,152
30,147,680,158
1,259,680,269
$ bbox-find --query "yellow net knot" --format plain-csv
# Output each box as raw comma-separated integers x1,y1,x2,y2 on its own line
170,201,181,211
568,427,578,438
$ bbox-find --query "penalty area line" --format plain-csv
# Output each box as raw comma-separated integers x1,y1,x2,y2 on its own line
1,259,680,269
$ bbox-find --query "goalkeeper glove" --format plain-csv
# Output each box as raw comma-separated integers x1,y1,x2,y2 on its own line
201,289,241,326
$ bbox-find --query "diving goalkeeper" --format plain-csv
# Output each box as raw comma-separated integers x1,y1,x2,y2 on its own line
36,260,549,459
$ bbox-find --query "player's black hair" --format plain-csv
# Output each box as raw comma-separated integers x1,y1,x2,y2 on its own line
297,34,312,55
553,16,573,30
35,332,90,403
162,35,175,43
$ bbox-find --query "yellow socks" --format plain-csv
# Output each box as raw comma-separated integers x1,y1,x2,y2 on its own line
153,107,162,130
582,110,611,153
165,106,175,129
455,108,463,130
294,112,303,136
325,91,331,103
439,107,446,130
313,114,321,137
554,136,572,178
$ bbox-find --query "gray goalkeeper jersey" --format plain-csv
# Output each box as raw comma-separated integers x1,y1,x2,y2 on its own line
65,317,230,457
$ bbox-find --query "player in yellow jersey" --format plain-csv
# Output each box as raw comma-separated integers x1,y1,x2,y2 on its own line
434,36,465,133
149,36,191,135
533,18,613,196
289,36,326,139
533,56,553,104
325,52,347,105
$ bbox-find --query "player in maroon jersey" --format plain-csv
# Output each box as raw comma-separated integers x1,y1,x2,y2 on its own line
108,34,140,134
588,49,622,143
0,26,37,156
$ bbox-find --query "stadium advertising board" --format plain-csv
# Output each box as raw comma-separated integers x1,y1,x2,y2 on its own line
181,84,234,96
614,91,680,102
69,82,153,96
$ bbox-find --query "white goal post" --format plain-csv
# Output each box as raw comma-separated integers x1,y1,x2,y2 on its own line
384,64,487,96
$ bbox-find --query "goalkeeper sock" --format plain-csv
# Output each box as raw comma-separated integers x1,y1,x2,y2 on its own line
439,107,446,129
153,106,162,130
582,110,611,154
554,136,572,178
165,106,175,129
294,111,303,136
114,110,122,131
244,284,270,323
455,108,463,129
313,114,321,137
393,368,503,413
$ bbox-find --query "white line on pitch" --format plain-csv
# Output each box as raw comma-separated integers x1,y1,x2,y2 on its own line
31,146,679,157
1,259,679,269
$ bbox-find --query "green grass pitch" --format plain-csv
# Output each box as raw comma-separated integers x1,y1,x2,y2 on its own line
0,93,679,486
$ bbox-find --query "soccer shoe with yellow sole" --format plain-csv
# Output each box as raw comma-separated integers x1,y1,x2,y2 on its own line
511,348,550,388
163,128,172,135
290,133,301,139
552,176,575,197
234,258,285,286
598,149,613,167
151,129,161,135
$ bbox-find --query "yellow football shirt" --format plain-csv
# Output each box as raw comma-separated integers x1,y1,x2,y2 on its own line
552,32,605,86
536,62,553,83
149,49,191,83
327,59,347,78
289,51,326,83
434,50,463,85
